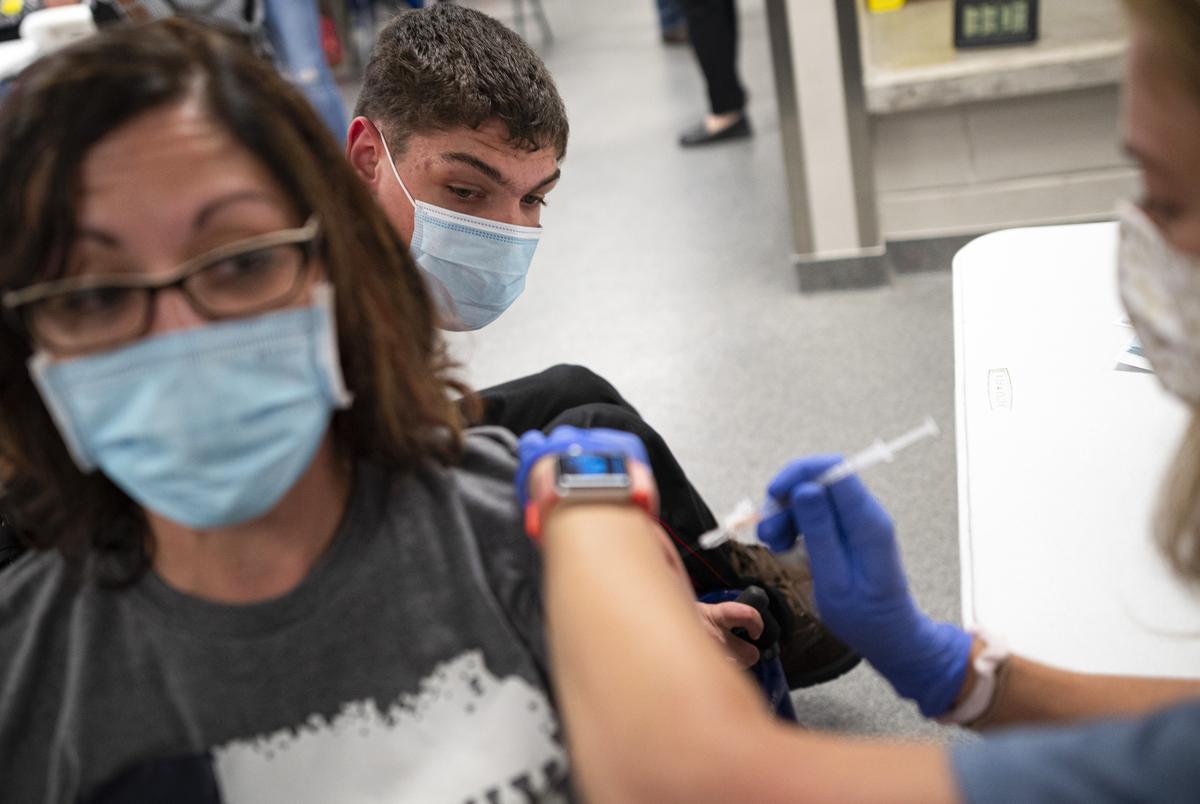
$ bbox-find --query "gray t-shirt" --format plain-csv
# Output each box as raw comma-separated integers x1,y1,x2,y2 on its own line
952,700,1200,802
0,428,569,804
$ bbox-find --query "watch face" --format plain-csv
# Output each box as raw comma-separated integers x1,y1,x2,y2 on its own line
556,452,631,493
559,453,627,476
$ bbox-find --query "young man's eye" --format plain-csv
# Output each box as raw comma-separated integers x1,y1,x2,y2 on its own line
521,195,547,208
448,186,478,200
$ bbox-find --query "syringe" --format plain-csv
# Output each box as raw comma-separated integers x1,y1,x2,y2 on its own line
698,416,940,551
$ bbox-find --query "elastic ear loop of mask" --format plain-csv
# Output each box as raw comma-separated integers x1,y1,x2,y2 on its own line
374,121,466,327
373,122,417,209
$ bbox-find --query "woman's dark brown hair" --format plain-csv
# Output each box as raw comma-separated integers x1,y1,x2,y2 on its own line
0,17,474,585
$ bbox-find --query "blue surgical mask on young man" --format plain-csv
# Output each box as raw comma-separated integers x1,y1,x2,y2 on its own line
376,127,543,331
29,284,353,529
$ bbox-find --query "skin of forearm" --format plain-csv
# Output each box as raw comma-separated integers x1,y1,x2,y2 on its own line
543,504,770,801
541,504,959,804
976,649,1200,729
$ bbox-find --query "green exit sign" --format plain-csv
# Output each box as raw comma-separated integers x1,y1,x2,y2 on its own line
955,0,1039,48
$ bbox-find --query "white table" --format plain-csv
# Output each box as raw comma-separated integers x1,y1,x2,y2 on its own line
953,222,1200,678
0,39,37,81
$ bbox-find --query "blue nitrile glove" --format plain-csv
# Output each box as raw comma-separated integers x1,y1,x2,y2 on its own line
515,425,651,508
757,455,971,718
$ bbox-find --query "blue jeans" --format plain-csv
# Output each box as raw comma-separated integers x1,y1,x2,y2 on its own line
656,0,685,31
263,0,348,141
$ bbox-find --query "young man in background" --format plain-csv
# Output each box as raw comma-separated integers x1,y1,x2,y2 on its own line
345,4,858,688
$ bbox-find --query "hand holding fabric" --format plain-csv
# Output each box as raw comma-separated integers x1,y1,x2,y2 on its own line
696,602,764,669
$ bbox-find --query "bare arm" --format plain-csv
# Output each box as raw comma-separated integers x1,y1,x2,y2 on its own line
541,503,960,804
961,641,1200,729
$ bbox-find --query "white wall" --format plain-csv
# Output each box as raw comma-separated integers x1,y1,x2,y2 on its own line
873,86,1138,238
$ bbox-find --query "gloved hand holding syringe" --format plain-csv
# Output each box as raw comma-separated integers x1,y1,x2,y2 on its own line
698,416,941,553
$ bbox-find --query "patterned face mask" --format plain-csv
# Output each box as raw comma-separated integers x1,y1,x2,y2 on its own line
1118,201,1200,408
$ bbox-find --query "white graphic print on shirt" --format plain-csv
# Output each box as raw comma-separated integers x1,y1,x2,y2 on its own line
212,650,568,803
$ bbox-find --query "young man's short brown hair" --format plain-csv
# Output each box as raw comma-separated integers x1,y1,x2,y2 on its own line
354,5,569,158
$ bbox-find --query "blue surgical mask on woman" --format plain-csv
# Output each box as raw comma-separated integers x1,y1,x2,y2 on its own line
376,127,543,331
29,284,353,529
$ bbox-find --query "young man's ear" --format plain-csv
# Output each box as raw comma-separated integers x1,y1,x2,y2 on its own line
346,117,383,192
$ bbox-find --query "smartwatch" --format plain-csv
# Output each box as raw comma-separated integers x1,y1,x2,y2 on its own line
523,447,654,541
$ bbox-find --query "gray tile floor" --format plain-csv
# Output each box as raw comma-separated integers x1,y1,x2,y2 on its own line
351,0,974,741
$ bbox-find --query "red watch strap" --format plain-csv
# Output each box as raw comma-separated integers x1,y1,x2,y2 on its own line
631,488,652,511
525,490,654,545
524,502,544,543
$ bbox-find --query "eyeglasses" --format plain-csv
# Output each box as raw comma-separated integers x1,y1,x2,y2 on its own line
3,217,321,356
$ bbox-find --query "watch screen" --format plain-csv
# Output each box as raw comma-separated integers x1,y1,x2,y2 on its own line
559,453,627,476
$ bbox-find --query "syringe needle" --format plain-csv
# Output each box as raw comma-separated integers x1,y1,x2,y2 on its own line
816,417,940,485
882,415,939,455
698,497,766,550
700,417,941,551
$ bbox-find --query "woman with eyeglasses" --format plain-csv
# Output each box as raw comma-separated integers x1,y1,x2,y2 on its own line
0,18,587,803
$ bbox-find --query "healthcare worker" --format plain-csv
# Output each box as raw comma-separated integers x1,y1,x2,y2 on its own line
518,0,1200,800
